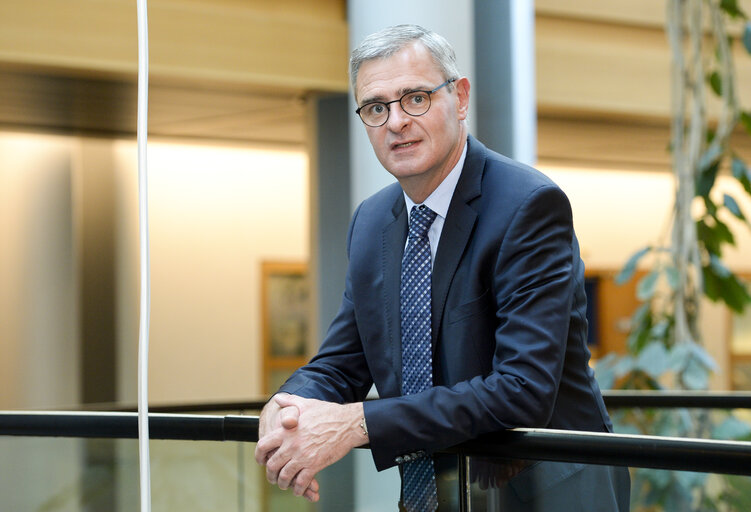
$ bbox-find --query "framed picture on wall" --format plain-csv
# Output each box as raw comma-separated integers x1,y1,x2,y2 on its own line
261,261,310,394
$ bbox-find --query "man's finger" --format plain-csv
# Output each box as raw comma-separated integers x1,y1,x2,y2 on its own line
254,429,283,465
303,478,321,503
274,393,299,408
278,404,300,429
292,468,317,497
277,459,304,490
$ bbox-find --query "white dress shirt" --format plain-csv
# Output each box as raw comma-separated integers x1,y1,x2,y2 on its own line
403,142,468,268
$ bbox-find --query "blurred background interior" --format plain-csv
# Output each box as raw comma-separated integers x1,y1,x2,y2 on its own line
3,0,751,410
1,1,751,509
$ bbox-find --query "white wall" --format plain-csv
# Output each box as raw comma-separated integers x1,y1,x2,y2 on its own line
543,165,751,273
0,132,82,511
113,140,309,404
543,164,751,387
0,132,79,409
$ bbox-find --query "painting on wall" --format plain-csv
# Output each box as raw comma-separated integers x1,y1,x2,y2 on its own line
261,261,310,394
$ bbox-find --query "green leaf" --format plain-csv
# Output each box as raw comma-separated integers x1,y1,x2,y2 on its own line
669,343,691,371
721,0,747,18
594,362,615,390
713,415,751,440
649,319,670,343
713,217,736,246
688,341,717,371
703,195,718,216
741,111,751,133
664,265,680,290
675,470,708,490
724,193,747,220
636,341,670,378
703,264,723,301
627,303,653,353
722,273,751,313
697,219,723,256
708,71,722,95
703,261,751,312
699,145,723,173
616,246,651,285
732,157,751,195
614,424,642,436
744,22,751,54
613,355,636,377
637,271,659,300
710,254,732,278
705,128,717,146
695,160,720,197
722,474,751,510
682,356,709,389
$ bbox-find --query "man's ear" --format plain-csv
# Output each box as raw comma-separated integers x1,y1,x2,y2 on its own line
454,77,470,120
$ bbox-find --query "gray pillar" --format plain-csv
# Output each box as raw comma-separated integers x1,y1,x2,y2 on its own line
309,94,352,344
307,93,355,511
75,138,117,405
474,0,537,164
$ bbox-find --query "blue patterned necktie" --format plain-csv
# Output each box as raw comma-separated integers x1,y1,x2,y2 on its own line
400,205,439,512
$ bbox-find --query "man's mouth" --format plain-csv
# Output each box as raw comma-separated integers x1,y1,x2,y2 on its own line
393,141,417,149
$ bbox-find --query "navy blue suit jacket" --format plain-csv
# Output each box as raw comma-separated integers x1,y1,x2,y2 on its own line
279,135,612,472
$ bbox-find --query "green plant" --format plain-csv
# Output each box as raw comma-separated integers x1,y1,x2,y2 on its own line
596,1,751,510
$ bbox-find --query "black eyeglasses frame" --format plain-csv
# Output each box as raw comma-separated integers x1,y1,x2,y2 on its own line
355,78,457,127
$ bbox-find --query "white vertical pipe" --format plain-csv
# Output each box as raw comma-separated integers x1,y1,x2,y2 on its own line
136,0,152,510
509,0,536,166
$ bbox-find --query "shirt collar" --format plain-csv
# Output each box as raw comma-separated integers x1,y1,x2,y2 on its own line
404,140,468,219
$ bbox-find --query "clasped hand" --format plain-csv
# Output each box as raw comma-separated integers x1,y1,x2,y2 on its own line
254,393,366,503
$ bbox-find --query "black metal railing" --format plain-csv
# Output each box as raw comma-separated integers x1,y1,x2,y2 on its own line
2,407,751,476
5,391,751,511
67,390,751,414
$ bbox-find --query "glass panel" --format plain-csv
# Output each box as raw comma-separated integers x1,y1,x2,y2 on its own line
0,433,401,511
466,458,631,512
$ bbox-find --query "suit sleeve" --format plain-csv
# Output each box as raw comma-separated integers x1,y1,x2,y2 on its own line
277,203,374,404
364,184,578,471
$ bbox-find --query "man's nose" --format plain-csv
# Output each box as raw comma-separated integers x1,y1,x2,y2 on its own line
385,104,411,131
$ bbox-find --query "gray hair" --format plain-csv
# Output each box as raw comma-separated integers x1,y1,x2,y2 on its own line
349,24,460,93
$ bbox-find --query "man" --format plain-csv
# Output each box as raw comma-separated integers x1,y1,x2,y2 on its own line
255,24,629,511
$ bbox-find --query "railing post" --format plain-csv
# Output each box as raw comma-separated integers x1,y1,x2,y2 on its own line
458,455,471,512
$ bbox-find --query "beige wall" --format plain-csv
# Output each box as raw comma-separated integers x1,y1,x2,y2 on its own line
542,164,751,388
113,139,309,404
0,133,79,409
0,131,307,408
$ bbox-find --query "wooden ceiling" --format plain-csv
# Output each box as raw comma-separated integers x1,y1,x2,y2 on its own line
1,0,749,166
0,66,307,145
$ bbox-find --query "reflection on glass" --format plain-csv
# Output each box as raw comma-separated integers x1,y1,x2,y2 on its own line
466,458,630,512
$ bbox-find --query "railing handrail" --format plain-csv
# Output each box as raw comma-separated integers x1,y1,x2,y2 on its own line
39,390,751,414
2,410,751,477
602,390,751,409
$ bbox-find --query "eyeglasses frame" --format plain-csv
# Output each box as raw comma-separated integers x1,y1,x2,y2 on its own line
355,78,457,127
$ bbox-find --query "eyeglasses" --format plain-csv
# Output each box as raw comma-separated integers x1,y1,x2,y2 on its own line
355,78,457,127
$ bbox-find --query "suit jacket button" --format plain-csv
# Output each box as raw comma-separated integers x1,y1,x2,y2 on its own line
395,456,404,464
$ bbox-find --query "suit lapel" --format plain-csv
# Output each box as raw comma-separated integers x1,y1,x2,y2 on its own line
431,136,485,351
382,195,408,390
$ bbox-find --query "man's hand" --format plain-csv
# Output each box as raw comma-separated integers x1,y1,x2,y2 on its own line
258,393,300,439
255,395,367,500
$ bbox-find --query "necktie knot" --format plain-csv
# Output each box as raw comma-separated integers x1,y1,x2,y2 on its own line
409,205,437,240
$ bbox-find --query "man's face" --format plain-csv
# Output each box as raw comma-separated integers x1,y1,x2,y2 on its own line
355,42,469,193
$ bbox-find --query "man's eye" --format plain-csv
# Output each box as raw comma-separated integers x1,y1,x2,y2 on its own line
368,104,386,115
406,93,426,105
